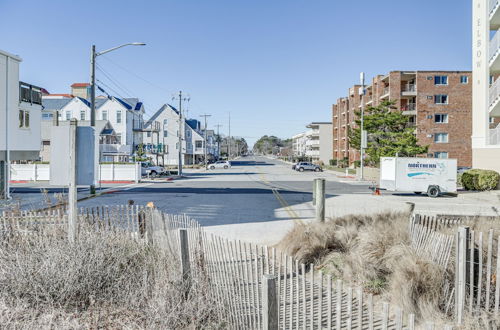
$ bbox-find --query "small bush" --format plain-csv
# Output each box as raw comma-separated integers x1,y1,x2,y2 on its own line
329,159,337,166
462,169,500,191
353,160,361,168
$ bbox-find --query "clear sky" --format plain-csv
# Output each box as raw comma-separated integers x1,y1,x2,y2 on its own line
0,0,471,147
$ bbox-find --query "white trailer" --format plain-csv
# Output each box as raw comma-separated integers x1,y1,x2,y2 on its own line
379,157,457,197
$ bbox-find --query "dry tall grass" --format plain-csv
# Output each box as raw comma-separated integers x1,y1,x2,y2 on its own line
0,226,227,329
277,212,453,323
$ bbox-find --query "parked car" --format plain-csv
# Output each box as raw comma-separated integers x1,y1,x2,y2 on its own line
295,162,322,172
141,162,166,177
208,160,231,170
292,162,299,170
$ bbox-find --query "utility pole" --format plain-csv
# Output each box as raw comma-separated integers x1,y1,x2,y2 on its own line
228,112,231,160
172,91,190,176
360,72,366,181
214,124,223,160
200,114,211,169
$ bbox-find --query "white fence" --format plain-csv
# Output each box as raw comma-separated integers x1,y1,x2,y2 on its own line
10,163,140,183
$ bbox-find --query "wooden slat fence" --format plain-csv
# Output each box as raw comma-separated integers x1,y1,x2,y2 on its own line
0,206,456,329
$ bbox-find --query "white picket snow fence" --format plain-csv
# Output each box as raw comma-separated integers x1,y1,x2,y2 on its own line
10,163,141,183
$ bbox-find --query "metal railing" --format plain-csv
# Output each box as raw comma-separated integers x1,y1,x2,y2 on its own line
19,82,42,105
491,0,499,14
491,30,500,62
490,77,500,107
100,144,133,154
402,84,416,92
490,125,500,144
382,86,390,96
401,103,416,111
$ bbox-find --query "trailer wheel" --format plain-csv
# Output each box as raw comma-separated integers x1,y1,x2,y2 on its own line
427,186,440,198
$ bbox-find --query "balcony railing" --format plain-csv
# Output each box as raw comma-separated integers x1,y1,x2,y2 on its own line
132,119,144,131
491,0,499,14
491,30,500,62
19,82,42,105
382,87,390,95
402,84,416,92
100,144,132,154
490,77,500,107
491,125,500,145
401,103,416,111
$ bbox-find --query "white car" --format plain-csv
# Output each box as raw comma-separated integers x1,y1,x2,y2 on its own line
141,162,166,177
208,160,231,170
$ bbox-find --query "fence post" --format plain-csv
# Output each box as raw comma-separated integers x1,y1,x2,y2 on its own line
135,162,140,183
455,226,470,325
180,229,191,284
312,178,318,206
315,178,325,222
67,119,77,243
145,208,154,244
262,274,278,330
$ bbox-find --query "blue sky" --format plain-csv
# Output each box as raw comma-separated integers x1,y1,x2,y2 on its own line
1,0,471,147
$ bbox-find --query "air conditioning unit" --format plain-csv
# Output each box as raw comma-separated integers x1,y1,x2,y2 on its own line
427,134,433,138
427,96,433,100
427,76,433,80
427,115,433,119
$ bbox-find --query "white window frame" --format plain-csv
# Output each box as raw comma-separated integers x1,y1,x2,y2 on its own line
65,111,71,120
434,133,449,143
80,111,86,121
460,75,469,84
434,152,448,159
434,94,448,104
117,110,122,124
434,114,449,124
19,110,30,128
434,76,448,85
102,110,108,121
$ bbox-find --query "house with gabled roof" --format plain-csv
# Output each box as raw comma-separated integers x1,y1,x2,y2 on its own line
41,84,145,162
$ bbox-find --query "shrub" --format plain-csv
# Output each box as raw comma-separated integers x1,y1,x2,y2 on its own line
462,169,500,191
329,159,337,166
353,160,361,168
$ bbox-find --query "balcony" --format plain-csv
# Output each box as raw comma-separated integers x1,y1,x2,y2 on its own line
401,84,417,97
380,86,390,99
132,119,144,131
100,144,132,154
491,0,500,29
490,78,500,116
401,103,417,115
366,95,373,104
306,139,320,147
19,82,42,105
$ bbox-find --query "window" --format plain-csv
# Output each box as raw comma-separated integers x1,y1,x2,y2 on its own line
102,110,108,121
434,95,448,104
163,119,168,126
186,130,191,138
116,134,121,144
65,111,71,120
42,113,53,120
117,110,122,124
434,133,449,143
147,131,151,138
434,76,448,85
460,76,469,84
195,141,203,148
491,117,496,124
18,110,29,128
434,152,448,159
163,130,168,138
176,142,179,150
80,111,85,120
434,114,449,123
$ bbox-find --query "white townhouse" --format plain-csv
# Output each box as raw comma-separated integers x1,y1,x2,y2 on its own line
142,104,207,165
42,91,145,162
292,132,307,158
1,49,43,198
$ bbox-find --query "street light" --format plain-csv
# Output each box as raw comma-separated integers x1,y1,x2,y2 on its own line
89,42,146,194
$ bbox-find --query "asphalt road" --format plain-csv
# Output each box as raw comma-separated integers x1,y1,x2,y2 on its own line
77,156,371,226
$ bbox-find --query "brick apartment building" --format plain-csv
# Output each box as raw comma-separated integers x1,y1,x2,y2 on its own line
332,71,472,167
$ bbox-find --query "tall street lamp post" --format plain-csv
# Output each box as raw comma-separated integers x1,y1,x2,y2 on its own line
89,42,145,194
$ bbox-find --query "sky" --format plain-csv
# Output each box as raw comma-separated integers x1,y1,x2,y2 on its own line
0,0,472,147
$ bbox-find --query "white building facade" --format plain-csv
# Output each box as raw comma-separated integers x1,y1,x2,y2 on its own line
1,49,42,198
472,0,500,172
292,132,307,157
292,123,333,164
42,95,144,162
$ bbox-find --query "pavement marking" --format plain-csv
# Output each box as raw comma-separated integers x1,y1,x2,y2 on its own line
257,172,301,220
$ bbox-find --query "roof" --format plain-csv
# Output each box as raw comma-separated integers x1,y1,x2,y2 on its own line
115,97,132,110
46,94,74,98
71,83,89,88
42,98,73,111
0,49,21,62
144,104,179,129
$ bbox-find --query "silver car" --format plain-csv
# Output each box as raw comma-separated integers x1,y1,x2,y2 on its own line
209,160,231,170
295,162,322,172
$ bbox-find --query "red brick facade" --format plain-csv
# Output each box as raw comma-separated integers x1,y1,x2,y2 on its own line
332,71,472,167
